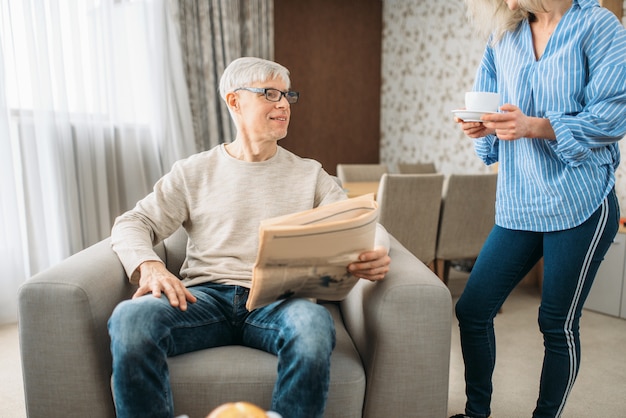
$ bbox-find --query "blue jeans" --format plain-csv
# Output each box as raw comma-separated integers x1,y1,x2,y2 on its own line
455,189,619,418
108,284,336,418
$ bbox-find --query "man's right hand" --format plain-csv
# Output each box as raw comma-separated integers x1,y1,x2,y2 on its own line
134,260,197,311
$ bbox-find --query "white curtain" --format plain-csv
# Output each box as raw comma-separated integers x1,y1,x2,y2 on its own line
0,0,196,324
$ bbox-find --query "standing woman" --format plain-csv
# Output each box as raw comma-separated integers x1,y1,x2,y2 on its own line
452,0,626,417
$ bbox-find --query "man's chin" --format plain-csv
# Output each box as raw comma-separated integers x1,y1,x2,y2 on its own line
275,130,288,141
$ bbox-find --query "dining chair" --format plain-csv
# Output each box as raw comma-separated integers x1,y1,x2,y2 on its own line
397,162,437,174
336,163,388,183
376,173,445,270
434,173,497,284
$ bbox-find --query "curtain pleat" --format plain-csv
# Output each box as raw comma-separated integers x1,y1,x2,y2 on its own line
174,0,274,151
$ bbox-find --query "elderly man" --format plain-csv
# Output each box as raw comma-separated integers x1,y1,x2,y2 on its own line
107,57,391,418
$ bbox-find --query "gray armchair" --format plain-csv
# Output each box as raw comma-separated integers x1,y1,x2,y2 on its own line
18,229,451,418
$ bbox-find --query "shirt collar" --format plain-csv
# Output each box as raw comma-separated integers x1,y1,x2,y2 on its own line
573,0,598,10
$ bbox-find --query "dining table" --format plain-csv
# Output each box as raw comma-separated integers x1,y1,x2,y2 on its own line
342,181,380,199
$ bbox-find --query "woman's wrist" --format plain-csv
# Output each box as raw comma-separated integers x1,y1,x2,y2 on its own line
531,117,556,140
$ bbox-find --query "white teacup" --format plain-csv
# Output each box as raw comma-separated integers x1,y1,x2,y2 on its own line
465,92,500,112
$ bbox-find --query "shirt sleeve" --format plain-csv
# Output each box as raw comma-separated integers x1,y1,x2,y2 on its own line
374,223,390,253
473,42,500,166
110,161,189,283
546,12,626,166
316,170,348,207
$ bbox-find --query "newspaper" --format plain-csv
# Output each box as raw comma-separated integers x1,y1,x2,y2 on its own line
246,194,378,310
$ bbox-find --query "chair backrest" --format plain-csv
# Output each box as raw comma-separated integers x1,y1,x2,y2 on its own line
336,163,388,183
435,173,497,260
397,162,437,174
376,173,445,265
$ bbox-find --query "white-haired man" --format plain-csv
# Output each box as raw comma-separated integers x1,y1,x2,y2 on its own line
107,57,391,418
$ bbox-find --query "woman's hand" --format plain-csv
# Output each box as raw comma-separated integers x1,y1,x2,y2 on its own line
348,246,391,282
456,104,555,141
480,104,531,140
454,117,496,138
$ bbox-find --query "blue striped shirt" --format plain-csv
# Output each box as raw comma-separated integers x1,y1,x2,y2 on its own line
473,0,626,232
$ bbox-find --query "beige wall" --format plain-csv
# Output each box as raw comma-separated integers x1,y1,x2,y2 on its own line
601,0,623,19
380,0,626,214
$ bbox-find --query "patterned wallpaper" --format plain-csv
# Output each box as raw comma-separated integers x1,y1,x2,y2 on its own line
380,0,626,214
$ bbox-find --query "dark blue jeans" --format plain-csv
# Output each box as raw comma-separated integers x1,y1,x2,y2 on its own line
455,189,619,418
108,284,336,418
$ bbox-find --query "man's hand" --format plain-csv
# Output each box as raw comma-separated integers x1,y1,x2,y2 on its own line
134,260,197,311
348,246,391,282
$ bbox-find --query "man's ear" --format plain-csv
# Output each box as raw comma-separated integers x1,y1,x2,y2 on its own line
225,92,239,111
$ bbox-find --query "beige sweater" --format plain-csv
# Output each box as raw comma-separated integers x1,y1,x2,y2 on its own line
111,144,387,288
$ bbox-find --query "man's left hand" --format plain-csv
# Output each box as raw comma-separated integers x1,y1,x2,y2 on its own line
348,246,391,282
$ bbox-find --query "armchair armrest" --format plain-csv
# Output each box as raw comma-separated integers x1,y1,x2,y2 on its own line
341,236,452,418
18,238,135,418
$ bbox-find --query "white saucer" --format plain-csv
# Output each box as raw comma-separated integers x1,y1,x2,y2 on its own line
452,109,498,122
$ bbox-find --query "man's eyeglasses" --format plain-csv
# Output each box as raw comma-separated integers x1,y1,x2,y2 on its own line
234,87,299,104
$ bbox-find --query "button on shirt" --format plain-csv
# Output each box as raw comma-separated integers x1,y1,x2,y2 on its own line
473,0,626,232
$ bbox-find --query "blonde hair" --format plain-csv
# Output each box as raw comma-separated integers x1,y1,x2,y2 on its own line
465,0,549,44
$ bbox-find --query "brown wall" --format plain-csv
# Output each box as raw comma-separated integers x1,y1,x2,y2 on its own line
274,0,382,175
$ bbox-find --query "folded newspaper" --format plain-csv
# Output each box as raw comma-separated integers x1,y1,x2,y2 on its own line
246,194,379,310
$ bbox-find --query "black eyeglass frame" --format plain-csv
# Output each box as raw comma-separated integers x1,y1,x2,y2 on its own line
234,87,299,104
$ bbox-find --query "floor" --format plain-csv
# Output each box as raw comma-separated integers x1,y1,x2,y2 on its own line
0,323,25,418
2,271,626,418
